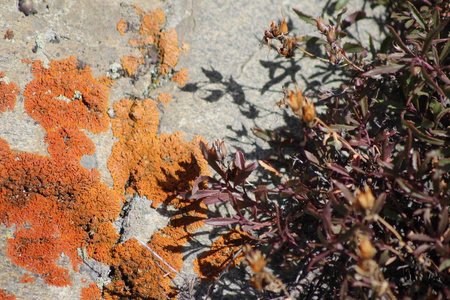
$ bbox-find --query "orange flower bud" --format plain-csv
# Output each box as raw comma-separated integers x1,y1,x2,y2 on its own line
356,184,375,211
359,235,376,260
302,99,316,124
281,18,289,35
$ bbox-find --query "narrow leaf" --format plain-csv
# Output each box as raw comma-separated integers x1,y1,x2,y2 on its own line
304,150,320,166
259,160,284,178
203,217,239,226
342,42,365,53
292,8,316,26
203,192,231,205
190,189,221,200
234,151,246,170
402,120,445,146
439,259,450,272
386,24,414,56
363,64,404,77
407,232,434,242
335,0,350,11
406,1,427,31
423,20,448,55
332,180,356,205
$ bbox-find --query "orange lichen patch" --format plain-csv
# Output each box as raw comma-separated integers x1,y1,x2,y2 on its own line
116,18,128,36
19,273,35,284
136,7,165,37
194,228,250,281
45,125,95,161
121,55,144,76
0,137,121,286
120,6,187,77
108,98,208,208
80,283,102,300
157,92,172,104
23,56,110,133
0,71,20,113
157,29,181,75
147,197,207,293
21,58,32,64
171,67,189,87
103,238,170,300
0,290,16,300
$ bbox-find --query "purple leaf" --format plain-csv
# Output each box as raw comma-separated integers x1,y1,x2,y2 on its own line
363,64,404,77
234,162,257,186
190,189,220,200
203,217,239,226
203,192,231,205
234,151,246,170
407,232,435,242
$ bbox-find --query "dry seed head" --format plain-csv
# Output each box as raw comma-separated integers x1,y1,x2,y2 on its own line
302,100,316,123
243,245,266,274
356,184,375,211
359,235,376,260
326,26,337,44
281,17,289,35
315,17,328,34
288,84,305,113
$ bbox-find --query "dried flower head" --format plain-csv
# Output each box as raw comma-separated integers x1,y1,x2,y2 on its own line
358,235,376,260
355,184,375,212
243,244,266,273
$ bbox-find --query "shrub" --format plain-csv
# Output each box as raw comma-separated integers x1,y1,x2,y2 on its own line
186,1,450,298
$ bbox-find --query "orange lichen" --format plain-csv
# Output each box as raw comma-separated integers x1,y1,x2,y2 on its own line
116,18,128,36
147,196,207,292
0,58,121,288
23,56,110,133
120,6,187,77
0,290,16,300
171,67,189,87
136,7,165,36
21,58,32,64
0,138,121,285
0,71,20,113
45,125,96,161
194,228,250,281
103,238,169,300
157,92,172,104
108,98,207,208
121,55,144,76
80,283,102,300
19,273,35,284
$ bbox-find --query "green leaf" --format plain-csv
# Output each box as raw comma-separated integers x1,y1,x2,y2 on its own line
439,38,450,62
406,1,427,31
298,35,326,45
421,65,446,97
368,34,377,57
402,120,445,146
292,8,316,26
423,20,448,55
335,0,350,11
361,95,369,118
386,25,414,56
342,42,365,53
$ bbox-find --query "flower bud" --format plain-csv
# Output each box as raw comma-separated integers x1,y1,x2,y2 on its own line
326,26,337,44
359,235,376,260
302,100,316,123
314,17,328,34
356,184,375,211
281,18,289,35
